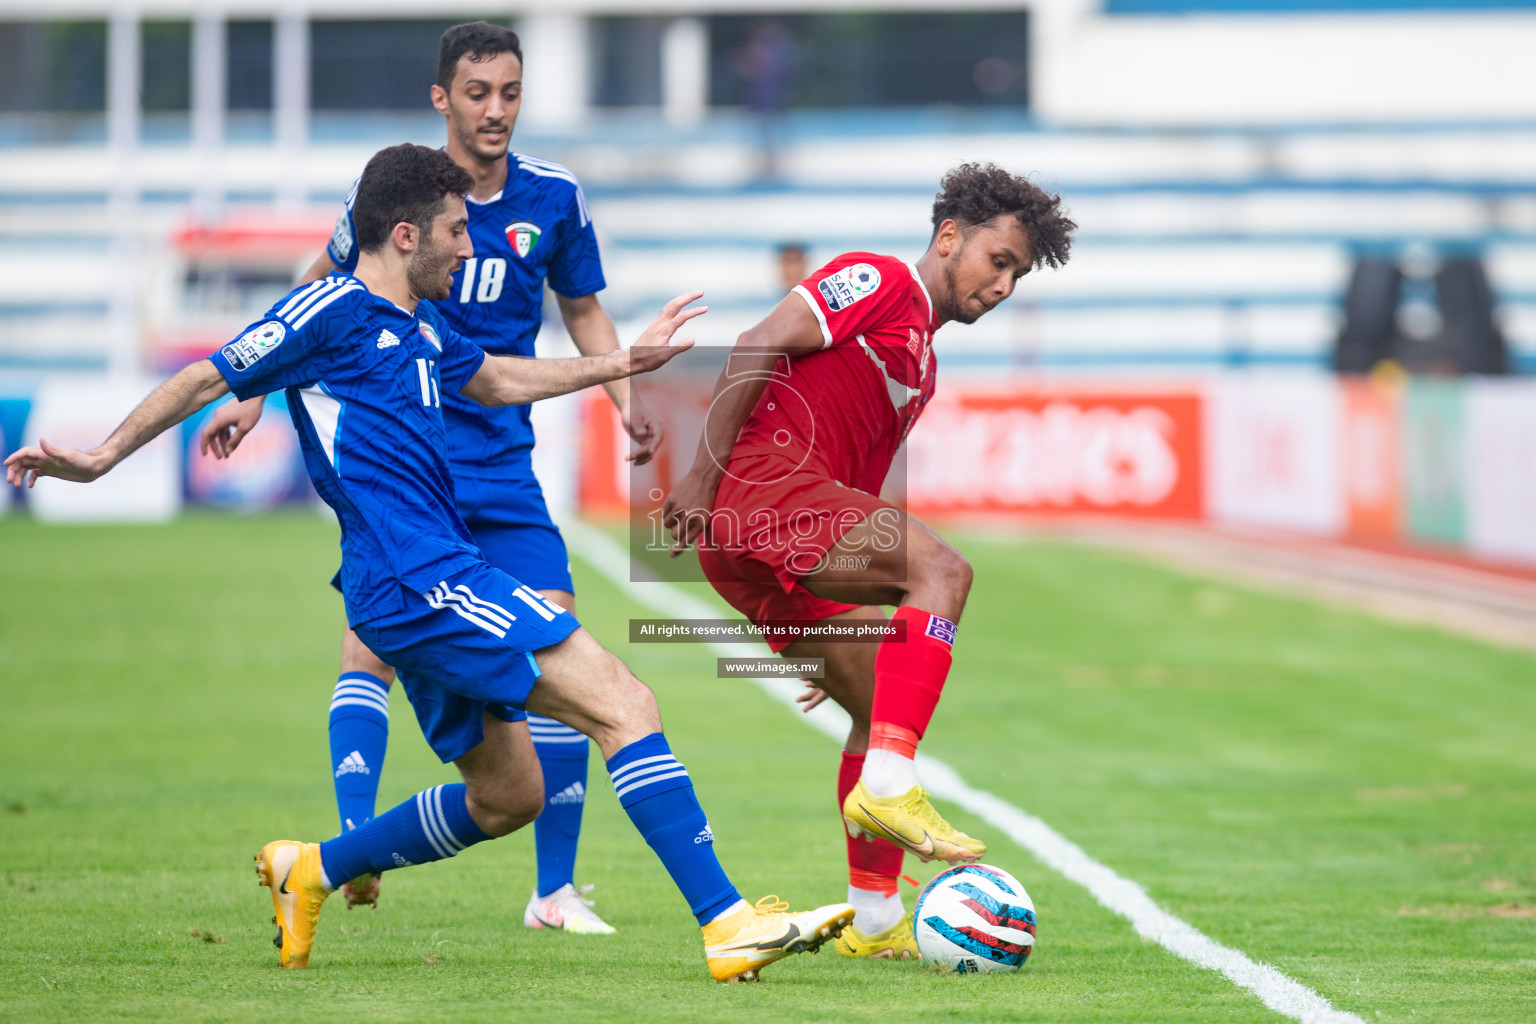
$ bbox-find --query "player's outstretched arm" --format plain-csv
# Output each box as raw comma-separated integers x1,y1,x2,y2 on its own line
461,292,704,408
5,360,230,488
559,292,665,466
661,294,825,555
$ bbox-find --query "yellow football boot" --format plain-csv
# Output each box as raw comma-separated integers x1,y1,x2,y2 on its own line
255,840,331,968
842,779,986,864
702,895,855,982
835,911,919,960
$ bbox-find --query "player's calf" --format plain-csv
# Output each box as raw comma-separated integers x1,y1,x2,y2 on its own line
530,636,854,980
457,716,546,837
882,522,973,620
464,786,543,837
523,629,663,757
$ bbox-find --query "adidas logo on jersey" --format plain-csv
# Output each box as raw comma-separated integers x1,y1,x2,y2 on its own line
376,329,400,349
694,822,715,844
335,750,370,777
548,781,585,806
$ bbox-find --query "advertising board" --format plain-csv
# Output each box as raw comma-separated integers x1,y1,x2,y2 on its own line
1464,378,1536,566
1402,379,1466,547
905,389,1203,518
25,378,181,523
1205,374,1344,535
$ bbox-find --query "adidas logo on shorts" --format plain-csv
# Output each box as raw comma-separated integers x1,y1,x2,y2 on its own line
548,781,585,806
335,750,370,777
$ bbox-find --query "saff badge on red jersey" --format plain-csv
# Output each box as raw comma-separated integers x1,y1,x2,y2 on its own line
818,262,881,311
505,221,542,259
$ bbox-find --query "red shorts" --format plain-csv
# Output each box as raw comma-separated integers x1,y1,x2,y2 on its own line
698,453,894,652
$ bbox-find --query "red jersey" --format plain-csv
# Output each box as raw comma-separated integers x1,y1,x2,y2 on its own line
731,252,939,493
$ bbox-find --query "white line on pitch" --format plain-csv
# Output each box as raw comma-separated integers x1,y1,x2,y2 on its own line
567,523,1365,1024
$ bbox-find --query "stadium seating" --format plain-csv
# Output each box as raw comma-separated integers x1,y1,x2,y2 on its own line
2,115,1535,376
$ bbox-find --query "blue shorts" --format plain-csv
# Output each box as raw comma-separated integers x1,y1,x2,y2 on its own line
456,472,574,595
354,561,580,763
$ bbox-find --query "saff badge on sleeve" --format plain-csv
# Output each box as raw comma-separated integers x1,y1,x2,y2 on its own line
221,321,286,371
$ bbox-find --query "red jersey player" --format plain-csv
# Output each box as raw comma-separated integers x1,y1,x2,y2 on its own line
663,163,1075,959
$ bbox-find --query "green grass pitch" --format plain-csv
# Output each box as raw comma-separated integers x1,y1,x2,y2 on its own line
1,512,1533,1023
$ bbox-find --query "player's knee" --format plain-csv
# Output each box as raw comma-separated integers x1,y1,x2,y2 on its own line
617,675,663,733
592,664,663,743
919,539,973,597
947,548,975,594
340,639,394,681
471,783,544,837
505,787,544,831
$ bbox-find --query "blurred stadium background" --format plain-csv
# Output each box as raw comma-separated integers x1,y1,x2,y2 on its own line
5,6,1536,1018
2,0,1536,574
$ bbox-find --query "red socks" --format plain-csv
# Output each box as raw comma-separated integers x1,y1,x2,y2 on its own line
869,605,956,745
842,607,957,889
838,750,903,894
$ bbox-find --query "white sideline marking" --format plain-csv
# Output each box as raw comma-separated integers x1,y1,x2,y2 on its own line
566,524,1365,1024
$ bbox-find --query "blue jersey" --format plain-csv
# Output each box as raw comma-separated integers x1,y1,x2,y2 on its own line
208,272,488,625
327,152,605,477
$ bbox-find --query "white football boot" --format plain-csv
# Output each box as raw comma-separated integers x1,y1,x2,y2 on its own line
523,883,617,934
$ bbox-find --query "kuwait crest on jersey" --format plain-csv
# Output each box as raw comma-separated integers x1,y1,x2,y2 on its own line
505,220,541,259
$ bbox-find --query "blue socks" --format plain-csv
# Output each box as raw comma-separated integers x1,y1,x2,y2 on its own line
319,782,492,886
328,672,391,831
529,714,590,898
316,729,743,929
606,733,741,926
325,676,596,897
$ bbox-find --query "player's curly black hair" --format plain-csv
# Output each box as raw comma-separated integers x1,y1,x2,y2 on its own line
437,21,523,91
353,144,474,254
931,163,1076,270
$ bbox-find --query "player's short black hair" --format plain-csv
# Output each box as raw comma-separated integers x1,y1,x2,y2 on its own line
437,21,523,92
353,144,474,254
931,162,1076,270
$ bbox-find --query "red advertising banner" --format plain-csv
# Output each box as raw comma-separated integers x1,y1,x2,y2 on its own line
1340,376,1402,542
578,392,629,519
904,388,1203,518
578,384,1204,521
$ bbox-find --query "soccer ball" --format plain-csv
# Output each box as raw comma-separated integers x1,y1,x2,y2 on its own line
913,864,1036,973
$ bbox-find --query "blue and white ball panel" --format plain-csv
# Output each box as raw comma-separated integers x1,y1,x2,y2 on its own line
913,864,1037,973
352,562,579,763
456,472,574,595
